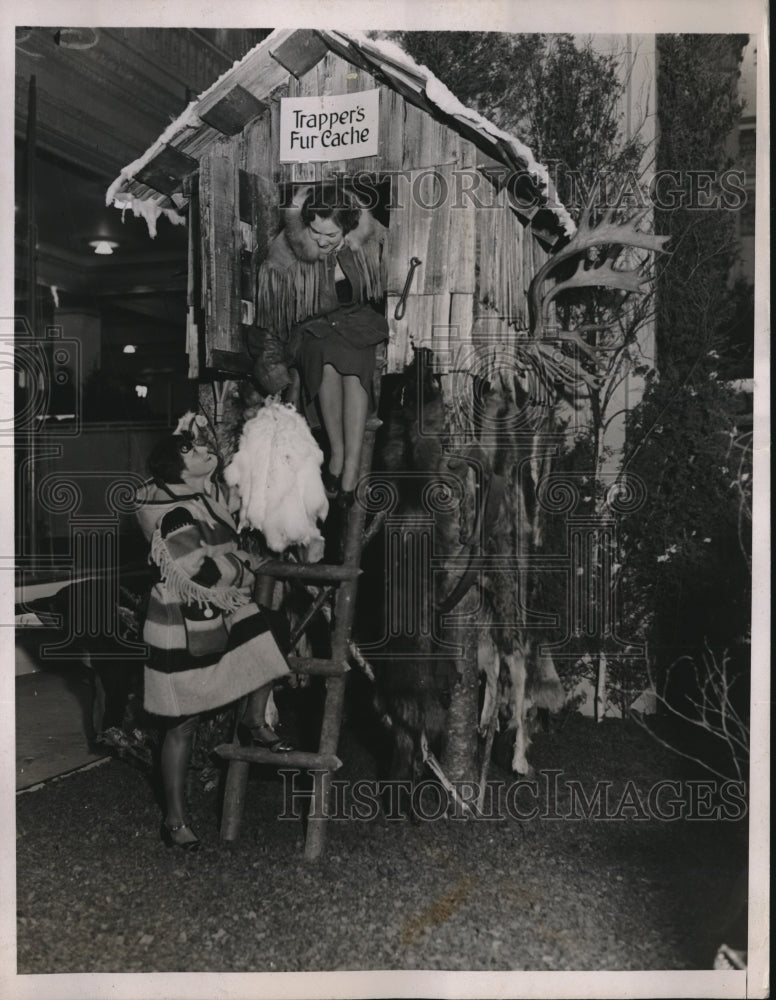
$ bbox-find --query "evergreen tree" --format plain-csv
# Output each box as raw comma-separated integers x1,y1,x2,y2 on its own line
621,35,752,690
389,31,645,213
654,34,749,380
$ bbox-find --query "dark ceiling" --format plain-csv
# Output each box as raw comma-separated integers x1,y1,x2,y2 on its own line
15,27,271,367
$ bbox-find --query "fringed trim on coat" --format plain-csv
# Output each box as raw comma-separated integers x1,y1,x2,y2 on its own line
256,206,386,340
149,529,249,613
255,260,319,344
350,239,384,303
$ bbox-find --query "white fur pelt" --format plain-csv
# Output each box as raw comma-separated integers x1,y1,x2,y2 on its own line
224,399,328,562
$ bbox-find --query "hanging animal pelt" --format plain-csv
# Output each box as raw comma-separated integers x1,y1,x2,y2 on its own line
359,356,462,808
224,397,329,562
215,381,264,468
365,349,566,792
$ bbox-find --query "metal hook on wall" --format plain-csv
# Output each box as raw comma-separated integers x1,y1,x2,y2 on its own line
394,257,422,321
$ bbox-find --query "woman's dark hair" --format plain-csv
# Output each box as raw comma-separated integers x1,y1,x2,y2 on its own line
301,184,361,235
148,435,186,484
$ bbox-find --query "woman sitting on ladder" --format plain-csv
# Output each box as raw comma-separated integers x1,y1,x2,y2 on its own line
246,183,388,509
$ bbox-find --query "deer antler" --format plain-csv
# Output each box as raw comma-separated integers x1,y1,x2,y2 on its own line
540,257,649,322
528,204,670,339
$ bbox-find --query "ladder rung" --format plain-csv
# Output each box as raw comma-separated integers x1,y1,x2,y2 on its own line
287,655,349,676
216,743,342,771
257,561,361,581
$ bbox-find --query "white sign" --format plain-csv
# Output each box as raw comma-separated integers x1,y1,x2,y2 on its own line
279,89,379,162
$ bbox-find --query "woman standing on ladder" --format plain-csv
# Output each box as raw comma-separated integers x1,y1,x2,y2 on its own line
246,183,388,508
136,414,293,851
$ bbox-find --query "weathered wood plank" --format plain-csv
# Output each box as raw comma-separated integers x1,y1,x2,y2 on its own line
343,66,381,175
386,293,437,375
474,191,492,315
412,294,436,359
200,141,242,365
186,180,201,379
199,84,268,136
447,176,477,296
449,291,475,362
281,60,319,185
440,117,463,166
424,162,454,292
134,144,198,197
240,113,280,271
510,205,531,330
431,291,453,371
162,126,225,172
239,114,280,353
385,293,412,374
199,156,210,324
402,101,426,172
406,170,434,295
385,166,412,295
418,106,449,170
317,52,355,179
318,48,347,99
268,90,286,189
269,30,329,79
216,743,343,769
379,85,405,174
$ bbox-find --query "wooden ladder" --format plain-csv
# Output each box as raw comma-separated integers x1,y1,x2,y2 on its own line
216,415,380,861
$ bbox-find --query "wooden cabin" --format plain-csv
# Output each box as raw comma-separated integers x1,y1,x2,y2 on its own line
107,29,574,401
106,32,585,846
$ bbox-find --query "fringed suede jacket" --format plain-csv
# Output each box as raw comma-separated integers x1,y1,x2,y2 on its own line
246,194,388,396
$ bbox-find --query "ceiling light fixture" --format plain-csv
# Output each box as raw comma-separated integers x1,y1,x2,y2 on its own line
89,239,118,256
123,345,137,354
54,28,100,50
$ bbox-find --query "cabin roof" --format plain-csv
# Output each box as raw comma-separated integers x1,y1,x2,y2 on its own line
106,29,575,239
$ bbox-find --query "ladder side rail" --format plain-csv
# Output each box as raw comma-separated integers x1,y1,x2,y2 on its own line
303,418,380,860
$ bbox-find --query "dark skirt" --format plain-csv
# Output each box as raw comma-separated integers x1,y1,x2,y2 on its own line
300,328,377,400
298,302,387,403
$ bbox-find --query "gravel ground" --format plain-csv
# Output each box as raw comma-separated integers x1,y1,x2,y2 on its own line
15,712,747,975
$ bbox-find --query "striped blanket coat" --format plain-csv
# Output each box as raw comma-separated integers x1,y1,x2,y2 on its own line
135,479,288,717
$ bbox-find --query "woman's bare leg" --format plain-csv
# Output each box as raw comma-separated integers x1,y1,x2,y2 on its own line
341,375,369,492
161,714,199,842
317,363,345,476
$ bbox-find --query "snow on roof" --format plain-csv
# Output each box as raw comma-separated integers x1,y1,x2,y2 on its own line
337,31,573,231
107,28,574,238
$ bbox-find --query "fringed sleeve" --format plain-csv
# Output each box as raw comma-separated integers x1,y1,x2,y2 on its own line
256,262,297,341
149,529,249,613
351,219,386,304
256,256,325,336
291,258,322,328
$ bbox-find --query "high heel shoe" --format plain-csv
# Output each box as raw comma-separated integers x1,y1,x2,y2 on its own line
335,488,356,510
322,469,342,496
161,821,201,853
236,723,294,752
